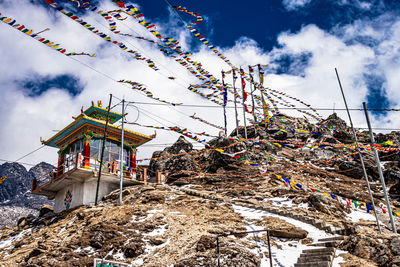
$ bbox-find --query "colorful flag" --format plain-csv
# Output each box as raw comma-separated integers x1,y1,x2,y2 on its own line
261,93,269,122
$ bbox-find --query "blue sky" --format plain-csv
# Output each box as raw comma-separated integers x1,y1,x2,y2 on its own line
1,0,400,165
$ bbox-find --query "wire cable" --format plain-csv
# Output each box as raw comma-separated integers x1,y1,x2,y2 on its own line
14,145,46,162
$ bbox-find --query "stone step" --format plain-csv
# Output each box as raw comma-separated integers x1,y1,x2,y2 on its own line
298,255,333,263
302,247,335,254
310,241,340,247
318,236,344,242
294,261,331,267
300,251,334,258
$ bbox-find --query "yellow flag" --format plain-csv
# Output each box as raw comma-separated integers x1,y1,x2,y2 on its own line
215,148,224,153
260,73,264,84
261,93,270,123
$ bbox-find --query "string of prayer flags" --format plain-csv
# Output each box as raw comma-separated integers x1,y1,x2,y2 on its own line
175,6,322,120
112,3,222,88
173,5,324,122
111,0,126,8
188,85,224,106
128,122,215,144
271,173,400,219
190,114,224,130
41,0,159,71
173,6,234,68
0,13,93,57
118,80,182,106
66,52,96,57
68,0,91,9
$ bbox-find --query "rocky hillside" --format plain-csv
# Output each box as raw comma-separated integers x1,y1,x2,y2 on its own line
0,162,54,229
1,113,400,266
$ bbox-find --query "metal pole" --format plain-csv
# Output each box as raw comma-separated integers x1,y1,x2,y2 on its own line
95,94,113,205
363,102,397,233
232,70,239,136
335,68,382,233
258,65,267,132
222,71,227,136
240,70,248,139
119,99,125,205
217,236,220,267
267,230,273,267
249,69,257,137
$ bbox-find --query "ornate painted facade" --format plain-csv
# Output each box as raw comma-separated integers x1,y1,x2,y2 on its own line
32,102,154,212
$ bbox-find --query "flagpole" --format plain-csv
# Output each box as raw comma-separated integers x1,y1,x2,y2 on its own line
221,71,227,136
249,66,257,137
334,68,382,233
258,64,267,132
119,98,125,205
363,102,396,233
232,69,239,136
240,69,248,139
95,94,113,205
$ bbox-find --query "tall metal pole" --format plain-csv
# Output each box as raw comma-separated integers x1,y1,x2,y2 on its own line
232,70,239,136
249,67,257,137
267,230,273,267
95,94,113,205
221,71,227,136
240,69,248,139
258,64,268,132
334,68,382,233
119,99,125,205
363,102,397,233
217,236,220,267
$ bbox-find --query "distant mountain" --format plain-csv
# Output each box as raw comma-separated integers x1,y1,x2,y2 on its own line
0,162,54,229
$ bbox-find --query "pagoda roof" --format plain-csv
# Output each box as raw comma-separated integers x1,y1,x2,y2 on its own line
42,113,154,148
83,105,122,124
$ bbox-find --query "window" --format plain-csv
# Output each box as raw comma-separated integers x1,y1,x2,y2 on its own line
63,139,83,172
89,139,131,169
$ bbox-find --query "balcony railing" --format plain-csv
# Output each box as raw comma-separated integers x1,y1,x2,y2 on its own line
32,153,140,192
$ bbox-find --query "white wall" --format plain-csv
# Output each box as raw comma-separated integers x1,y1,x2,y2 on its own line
54,182,84,213
82,180,118,205
54,179,119,213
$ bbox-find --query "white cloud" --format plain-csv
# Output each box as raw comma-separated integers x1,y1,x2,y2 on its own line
1,0,400,169
282,0,312,11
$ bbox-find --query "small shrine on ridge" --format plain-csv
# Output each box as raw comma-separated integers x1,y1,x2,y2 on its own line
32,101,155,212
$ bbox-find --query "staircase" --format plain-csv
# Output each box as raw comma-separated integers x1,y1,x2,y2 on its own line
294,236,344,267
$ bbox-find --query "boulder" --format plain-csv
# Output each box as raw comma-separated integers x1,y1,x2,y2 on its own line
196,235,216,252
166,136,193,154
39,204,53,217
149,137,196,173
122,242,144,258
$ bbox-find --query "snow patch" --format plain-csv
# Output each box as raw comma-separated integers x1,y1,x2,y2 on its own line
346,209,379,222
233,205,335,266
144,224,167,237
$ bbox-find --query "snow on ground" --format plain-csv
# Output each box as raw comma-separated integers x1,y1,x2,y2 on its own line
346,209,380,222
265,197,294,208
144,224,167,237
131,239,170,267
0,228,31,255
264,197,309,209
233,205,337,267
132,209,164,223
332,249,347,266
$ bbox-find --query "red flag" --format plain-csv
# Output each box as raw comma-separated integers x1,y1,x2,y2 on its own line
242,78,247,101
